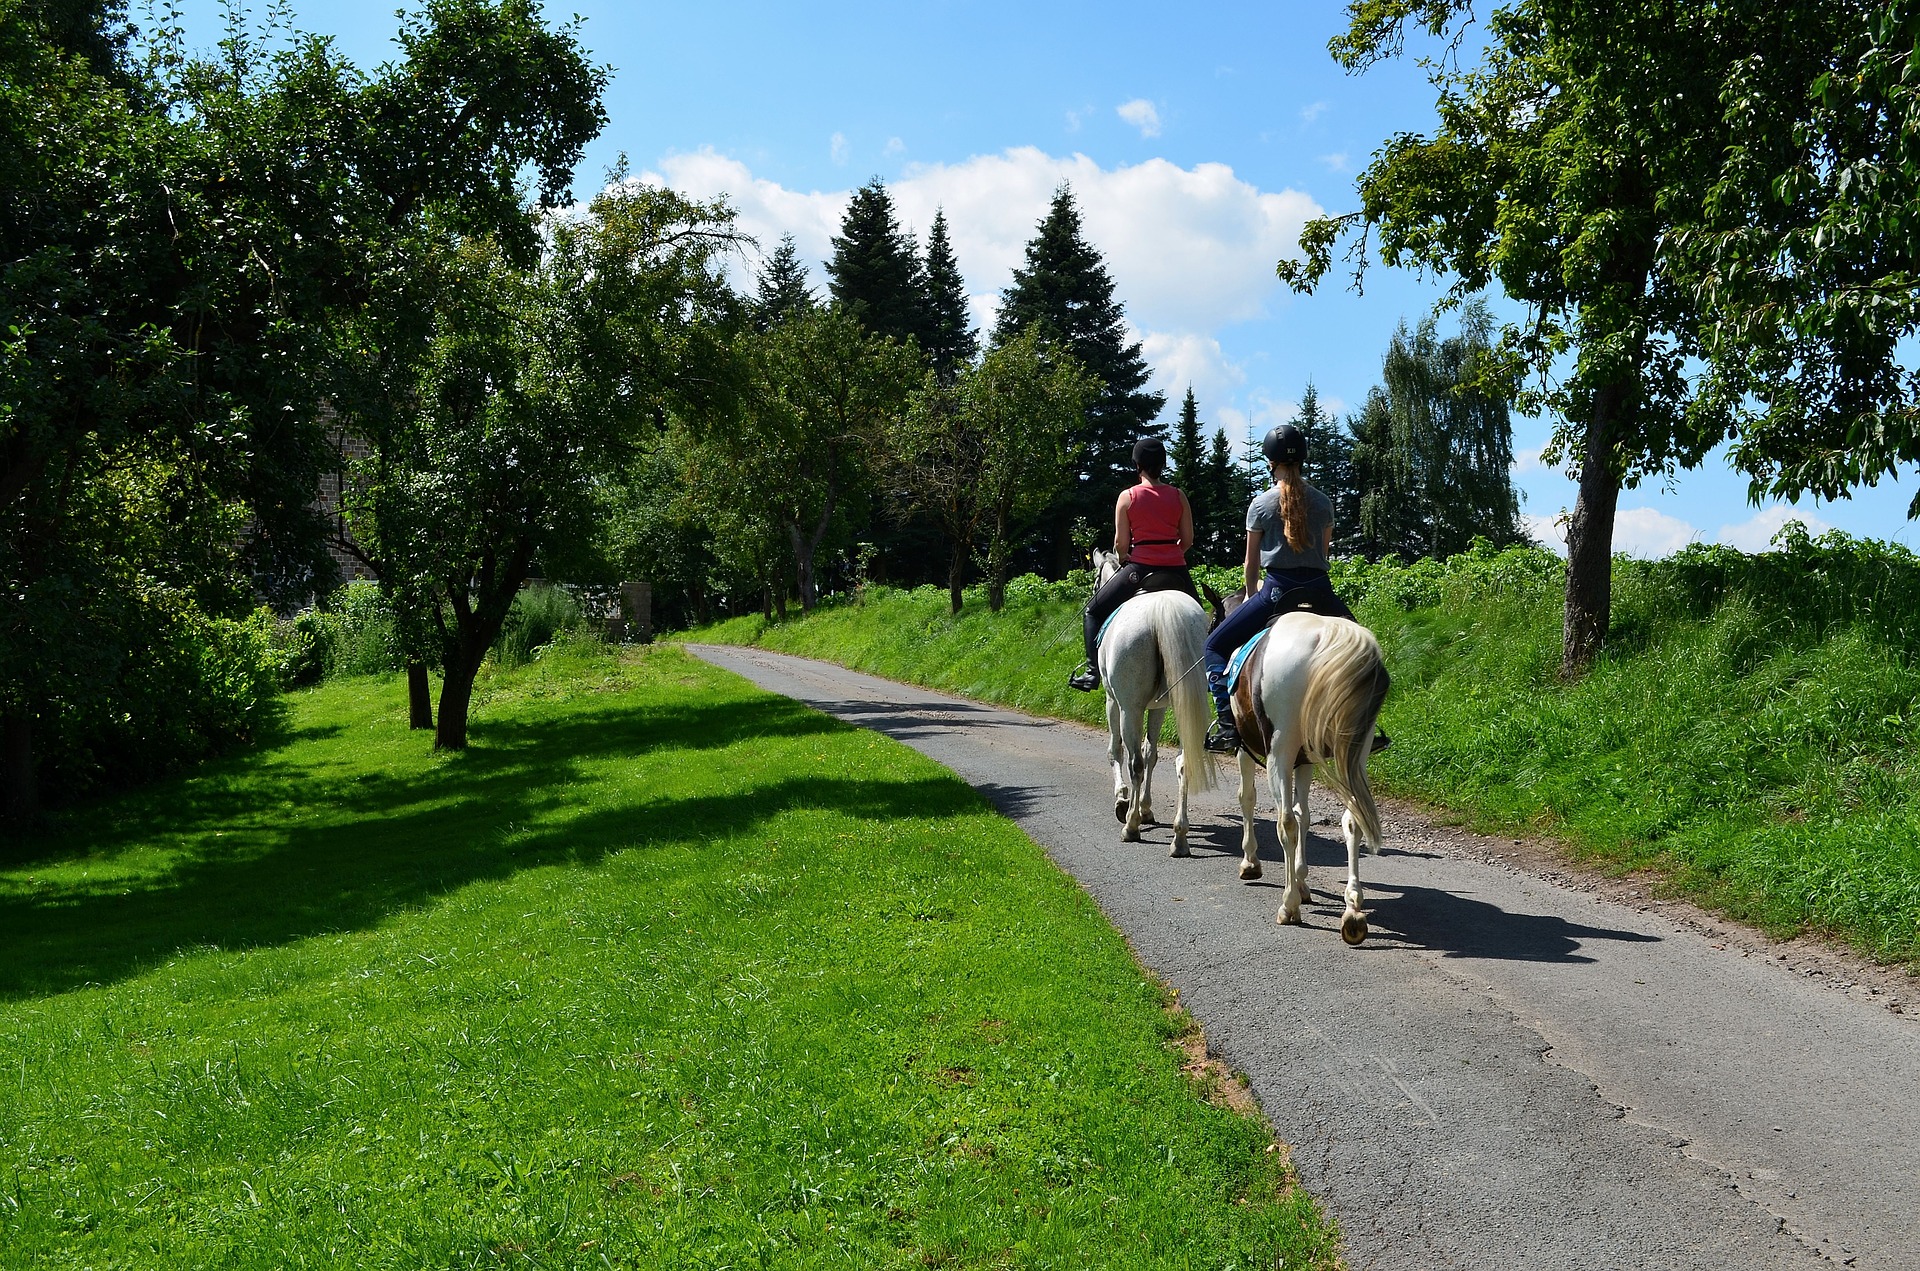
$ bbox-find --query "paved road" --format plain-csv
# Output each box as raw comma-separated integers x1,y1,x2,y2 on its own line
689,645,1919,1271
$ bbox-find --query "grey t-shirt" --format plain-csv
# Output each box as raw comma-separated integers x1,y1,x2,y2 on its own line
1247,482,1333,573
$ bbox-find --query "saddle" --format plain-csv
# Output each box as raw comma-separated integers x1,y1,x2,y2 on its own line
1226,586,1353,769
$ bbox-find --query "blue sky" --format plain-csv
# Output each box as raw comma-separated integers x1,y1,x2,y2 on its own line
177,0,1917,554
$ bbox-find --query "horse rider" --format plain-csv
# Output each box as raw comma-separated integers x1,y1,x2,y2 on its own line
1202,422,1389,754
1068,437,1203,692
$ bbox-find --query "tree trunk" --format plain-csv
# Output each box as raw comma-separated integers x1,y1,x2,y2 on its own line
787,523,816,613
761,583,773,621
3,709,36,822
434,651,481,751
1562,387,1626,676
407,661,433,730
774,584,788,621
947,541,967,615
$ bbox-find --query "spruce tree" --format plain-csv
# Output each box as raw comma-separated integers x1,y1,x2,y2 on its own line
1203,429,1237,565
994,185,1166,571
1292,382,1360,554
919,209,976,378
1168,387,1210,558
827,180,927,347
754,234,815,331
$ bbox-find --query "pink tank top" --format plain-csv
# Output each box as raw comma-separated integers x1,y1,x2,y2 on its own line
1127,483,1186,567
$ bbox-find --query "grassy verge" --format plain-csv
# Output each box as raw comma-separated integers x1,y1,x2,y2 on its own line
684,541,1920,967
0,644,1335,1269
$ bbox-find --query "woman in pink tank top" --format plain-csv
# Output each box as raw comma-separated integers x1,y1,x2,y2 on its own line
1068,438,1203,692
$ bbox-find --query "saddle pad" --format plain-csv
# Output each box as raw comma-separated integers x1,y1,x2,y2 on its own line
1224,626,1270,693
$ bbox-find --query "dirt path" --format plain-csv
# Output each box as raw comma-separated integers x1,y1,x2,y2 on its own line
689,644,1919,1271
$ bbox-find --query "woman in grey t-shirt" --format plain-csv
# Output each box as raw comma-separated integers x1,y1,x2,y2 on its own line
1200,423,1382,755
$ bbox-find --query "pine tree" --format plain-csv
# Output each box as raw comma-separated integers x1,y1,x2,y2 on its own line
994,185,1166,572
1203,429,1237,565
1167,387,1209,558
919,209,976,378
1292,382,1360,555
827,180,927,347
754,234,815,331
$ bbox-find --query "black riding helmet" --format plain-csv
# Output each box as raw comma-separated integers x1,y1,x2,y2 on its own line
1132,436,1167,477
1260,423,1307,466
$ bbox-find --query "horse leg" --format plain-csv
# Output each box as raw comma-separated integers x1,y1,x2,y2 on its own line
1291,761,1315,908
1339,807,1369,946
1106,692,1128,823
1274,757,1305,925
1236,750,1261,879
1171,748,1190,857
1119,704,1148,843
1138,706,1163,826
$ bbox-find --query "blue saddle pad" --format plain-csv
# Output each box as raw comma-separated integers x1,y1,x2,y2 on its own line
1225,626,1269,694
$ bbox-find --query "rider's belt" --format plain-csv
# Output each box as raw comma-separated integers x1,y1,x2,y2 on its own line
1132,538,1179,546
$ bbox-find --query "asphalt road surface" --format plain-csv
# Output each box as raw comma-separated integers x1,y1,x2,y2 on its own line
688,644,1920,1271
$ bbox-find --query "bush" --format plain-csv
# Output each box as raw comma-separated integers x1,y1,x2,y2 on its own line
493,584,593,667
266,581,404,686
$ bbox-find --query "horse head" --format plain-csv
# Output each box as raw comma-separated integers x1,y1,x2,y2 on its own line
1091,547,1121,587
1201,581,1231,632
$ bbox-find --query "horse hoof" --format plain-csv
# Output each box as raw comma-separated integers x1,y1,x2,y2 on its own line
1340,911,1369,946
1122,826,1141,843
1278,909,1302,926
1238,861,1262,881
1169,837,1190,858
1114,796,1129,823
1140,810,1157,825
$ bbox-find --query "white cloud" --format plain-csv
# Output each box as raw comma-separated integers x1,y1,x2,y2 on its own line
1139,330,1246,405
1064,107,1086,133
1521,511,1566,554
648,146,1322,338
830,132,849,165
1318,152,1350,173
1301,100,1329,125
1118,98,1162,138
1715,505,1833,553
1613,507,1699,559
1511,444,1548,474
884,136,905,157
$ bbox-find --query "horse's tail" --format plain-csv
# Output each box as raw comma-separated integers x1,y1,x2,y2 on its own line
1151,597,1219,793
1299,619,1389,845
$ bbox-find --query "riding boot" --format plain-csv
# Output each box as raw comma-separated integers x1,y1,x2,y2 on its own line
1204,670,1240,754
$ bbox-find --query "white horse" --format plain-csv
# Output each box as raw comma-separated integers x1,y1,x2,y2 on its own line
1091,549,1218,853
1230,611,1390,944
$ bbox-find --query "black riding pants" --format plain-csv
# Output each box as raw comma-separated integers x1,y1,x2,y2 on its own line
1083,563,1201,668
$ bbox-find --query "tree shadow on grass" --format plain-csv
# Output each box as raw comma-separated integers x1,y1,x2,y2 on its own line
0,693,974,1000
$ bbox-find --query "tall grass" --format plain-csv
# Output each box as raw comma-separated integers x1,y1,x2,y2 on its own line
687,531,1920,965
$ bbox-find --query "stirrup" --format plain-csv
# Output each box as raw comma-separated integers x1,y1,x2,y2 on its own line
1068,665,1100,693
1204,719,1240,754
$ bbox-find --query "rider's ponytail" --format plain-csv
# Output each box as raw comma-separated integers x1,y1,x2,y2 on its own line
1275,460,1309,552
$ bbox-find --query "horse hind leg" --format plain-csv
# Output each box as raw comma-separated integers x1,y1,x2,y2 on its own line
1119,706,1148,843
1237,750,1261,879
1138,706,1164,826
1339,807,1369,946
1106,692,1129,823
1275,759,1307,925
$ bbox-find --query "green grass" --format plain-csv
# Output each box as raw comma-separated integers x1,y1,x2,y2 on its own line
686,566,1920,967
0,644,1335,1269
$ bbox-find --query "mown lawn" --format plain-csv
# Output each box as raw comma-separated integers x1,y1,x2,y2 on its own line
0,645,1335,1269
687,569,1920,967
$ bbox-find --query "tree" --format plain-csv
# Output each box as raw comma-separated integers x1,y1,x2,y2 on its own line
1291,383,1362,553
895,331,1095,613
1675,4,1920,514
1344,306,1524,560
354,184,742,750
704,306,921,614
1279,0,1837,672
1168,388,1211,559
827,180,926,347
753,233,815,331
919,209,977,378
995,186,1165,573
1201,429,1238,565
0,0,608,811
